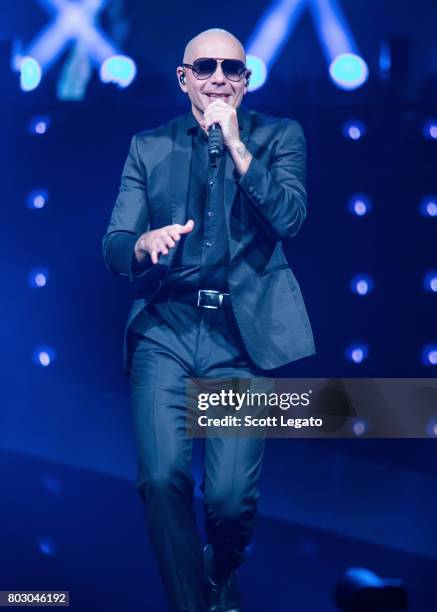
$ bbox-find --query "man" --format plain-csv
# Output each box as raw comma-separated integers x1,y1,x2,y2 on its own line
103,28,315,612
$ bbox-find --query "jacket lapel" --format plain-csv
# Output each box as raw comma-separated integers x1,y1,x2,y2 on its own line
157,114,193,268
170,114,193,227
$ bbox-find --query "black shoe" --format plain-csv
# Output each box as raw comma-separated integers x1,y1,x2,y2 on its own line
203,544,241,612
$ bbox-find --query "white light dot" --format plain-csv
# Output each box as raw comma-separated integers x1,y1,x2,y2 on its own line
35,122,47,134
429,351,437,366
353,420,366,435
39,352,50,366
35,273,47,287
349,127,361,140
354,201,366,215
356,280,368,295
352,349,364,363
426,202,437,217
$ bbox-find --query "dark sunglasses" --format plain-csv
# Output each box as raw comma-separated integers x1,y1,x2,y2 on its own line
182,57,247,82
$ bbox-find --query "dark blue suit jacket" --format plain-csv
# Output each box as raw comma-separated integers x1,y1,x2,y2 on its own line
103,106,315,375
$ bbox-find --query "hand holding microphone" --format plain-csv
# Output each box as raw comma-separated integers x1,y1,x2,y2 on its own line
203,99,241,149
203,98,253,177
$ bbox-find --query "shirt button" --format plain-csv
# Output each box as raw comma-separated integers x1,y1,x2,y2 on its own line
207,211,214,216
205,241,212,247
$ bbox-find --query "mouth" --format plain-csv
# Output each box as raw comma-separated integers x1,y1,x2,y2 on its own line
204,93,230,99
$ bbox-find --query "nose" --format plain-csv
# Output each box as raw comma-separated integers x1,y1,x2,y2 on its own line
211,61,226,84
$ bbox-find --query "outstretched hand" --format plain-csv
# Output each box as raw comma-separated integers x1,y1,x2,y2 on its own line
134,219,195,265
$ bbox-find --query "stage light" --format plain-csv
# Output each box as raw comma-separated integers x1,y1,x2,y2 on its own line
419,196,437,217
100,55,137,88
310,0,368,91
27,189,48,210
423,119,437,140
246,54,267,91
28,269,49,288
33,346,56,367
329,53,369,90
246,0,306,72
352,418,367,436
28,116,51,135
35,122,46,134
345,343,368,364
350,274,374,296
347,194,372,216
15,0,134,99
246,0,366,93
20,0,116,69
422,345,437,366
342,120,365,140
38,538,56,556
423,271,437,293
19,56,42,92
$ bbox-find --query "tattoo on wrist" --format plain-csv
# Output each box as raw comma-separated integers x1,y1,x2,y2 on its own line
235,143,247,160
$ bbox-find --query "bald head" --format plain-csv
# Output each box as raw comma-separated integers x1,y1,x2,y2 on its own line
183,29,246,63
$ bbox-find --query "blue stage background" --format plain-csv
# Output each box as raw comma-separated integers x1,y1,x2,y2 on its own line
1,1,436,610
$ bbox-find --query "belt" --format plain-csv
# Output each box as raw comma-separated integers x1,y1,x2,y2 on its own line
154,288,232,310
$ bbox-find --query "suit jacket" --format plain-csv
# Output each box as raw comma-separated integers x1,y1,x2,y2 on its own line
102,105,316,375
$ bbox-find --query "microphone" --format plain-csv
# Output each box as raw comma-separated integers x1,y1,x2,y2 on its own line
208,123,223,165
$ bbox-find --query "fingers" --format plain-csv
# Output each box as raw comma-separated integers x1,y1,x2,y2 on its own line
136,236,149,255
161,233,176,249
136,220,195,265
155,221,195,261
136,234,164,265
204,99,229,115
177,219,195,234
203,100,234,130
168,228,182,241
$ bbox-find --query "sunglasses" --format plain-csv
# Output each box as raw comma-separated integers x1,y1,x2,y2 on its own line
182,57,248,82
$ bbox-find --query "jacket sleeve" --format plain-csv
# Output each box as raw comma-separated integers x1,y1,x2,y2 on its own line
102,134,152,281
237,120,307,241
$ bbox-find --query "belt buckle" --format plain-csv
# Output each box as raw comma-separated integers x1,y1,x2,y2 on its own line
197,289,222,309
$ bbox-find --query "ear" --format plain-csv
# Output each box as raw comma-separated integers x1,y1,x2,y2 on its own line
176,67,187,93
244,70,252,90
